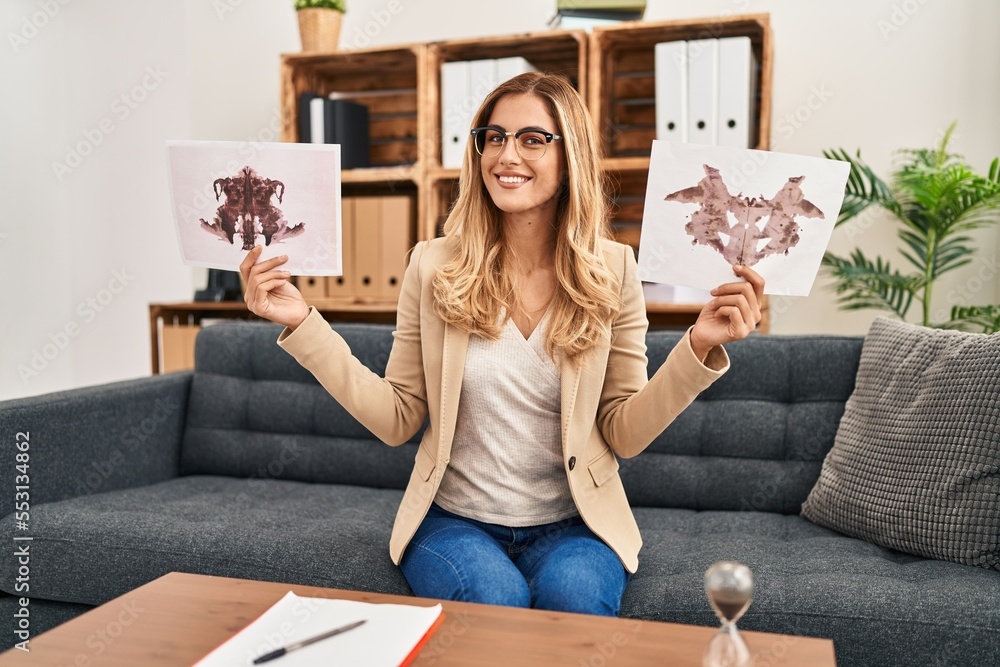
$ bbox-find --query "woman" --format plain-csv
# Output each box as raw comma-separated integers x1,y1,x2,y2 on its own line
240,72,763,617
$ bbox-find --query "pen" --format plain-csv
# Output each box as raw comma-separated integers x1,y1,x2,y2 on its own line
251,619,367,664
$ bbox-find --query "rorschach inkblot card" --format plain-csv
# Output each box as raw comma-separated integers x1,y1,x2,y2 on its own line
637,141,851,296
166,140,343,276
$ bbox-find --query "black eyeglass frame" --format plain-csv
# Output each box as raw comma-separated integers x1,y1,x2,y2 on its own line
469,125,563,160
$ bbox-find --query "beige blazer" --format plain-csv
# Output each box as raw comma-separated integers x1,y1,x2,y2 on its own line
278,237,729,573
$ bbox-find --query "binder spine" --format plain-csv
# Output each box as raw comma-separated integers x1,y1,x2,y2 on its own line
686,38,719,146
717,36,752,149
654,41,688,142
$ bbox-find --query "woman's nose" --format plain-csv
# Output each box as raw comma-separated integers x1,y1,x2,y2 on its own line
498,136,521,164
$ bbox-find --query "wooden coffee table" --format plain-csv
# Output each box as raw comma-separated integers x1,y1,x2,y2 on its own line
0,572,836,665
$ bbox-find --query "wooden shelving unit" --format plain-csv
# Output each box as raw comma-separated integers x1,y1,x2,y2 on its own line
152,15,775,374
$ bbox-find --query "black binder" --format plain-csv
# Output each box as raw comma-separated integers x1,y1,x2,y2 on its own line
297,93,371,168
325,99,370,169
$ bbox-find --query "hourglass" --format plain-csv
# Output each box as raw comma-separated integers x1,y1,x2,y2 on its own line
702,561,754,667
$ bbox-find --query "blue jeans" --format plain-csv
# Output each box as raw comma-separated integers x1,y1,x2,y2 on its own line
399,503,630,616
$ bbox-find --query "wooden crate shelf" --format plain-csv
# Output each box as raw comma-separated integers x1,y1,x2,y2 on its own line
340,165,419,184
426,30,588,170
588,14,772,159
429,30,588,93
281,46,425,168
428,175,461,238
605,168,649,251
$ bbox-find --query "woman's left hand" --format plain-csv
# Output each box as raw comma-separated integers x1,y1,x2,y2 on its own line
689,265,765,361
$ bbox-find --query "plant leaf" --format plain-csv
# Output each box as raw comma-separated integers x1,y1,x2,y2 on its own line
824,123,1000,327
823,149,902,225
821,249,918,319
941,304,1000,334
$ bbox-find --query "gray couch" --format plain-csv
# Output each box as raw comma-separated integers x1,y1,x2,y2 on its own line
2,321,997,666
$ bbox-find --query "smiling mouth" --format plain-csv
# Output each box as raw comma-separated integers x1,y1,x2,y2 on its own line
497,175,530,185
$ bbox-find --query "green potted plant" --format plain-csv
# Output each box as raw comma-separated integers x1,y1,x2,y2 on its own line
822,122,1000,333
295,0,346,53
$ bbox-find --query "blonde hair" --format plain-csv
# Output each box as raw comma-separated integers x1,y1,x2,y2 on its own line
433,72,622,362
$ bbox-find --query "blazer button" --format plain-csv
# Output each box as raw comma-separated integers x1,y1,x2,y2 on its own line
568,456,576,471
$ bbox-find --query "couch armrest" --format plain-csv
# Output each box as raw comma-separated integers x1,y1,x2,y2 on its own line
0,372,192,516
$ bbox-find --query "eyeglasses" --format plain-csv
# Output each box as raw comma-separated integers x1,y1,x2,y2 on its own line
470,126,563,161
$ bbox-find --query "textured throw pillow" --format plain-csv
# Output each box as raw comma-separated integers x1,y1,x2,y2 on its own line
801,317,999,570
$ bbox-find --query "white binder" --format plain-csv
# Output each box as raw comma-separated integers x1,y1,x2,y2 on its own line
309,96,326,144
654,41,688,142
468,58,497,118
495,56,535,87
717,36,753,148
441,60,470,168
686,38,719,146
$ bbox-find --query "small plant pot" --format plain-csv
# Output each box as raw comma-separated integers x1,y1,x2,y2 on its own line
297,8,342,52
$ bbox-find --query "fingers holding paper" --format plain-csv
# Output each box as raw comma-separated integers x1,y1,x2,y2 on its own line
239,246,311,330
689,265,765,360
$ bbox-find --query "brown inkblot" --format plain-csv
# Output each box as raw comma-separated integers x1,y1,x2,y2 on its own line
199,166,306,251
665,164,825,267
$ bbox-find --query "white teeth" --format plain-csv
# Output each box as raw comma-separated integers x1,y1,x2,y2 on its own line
498,175,528,184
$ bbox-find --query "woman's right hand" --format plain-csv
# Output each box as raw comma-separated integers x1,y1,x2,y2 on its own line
239,245,311,330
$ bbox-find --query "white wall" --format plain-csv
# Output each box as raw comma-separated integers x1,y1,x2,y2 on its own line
2,0,999,399
2,0,190,401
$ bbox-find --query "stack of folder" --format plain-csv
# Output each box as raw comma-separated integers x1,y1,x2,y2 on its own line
297,195,413,304
654,36,756,149
298,92,371,169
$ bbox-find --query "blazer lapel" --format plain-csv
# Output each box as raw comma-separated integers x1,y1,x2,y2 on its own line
438,322,469,465
560,353,583,456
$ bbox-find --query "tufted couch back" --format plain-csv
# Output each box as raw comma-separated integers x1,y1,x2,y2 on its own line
631,332,862,514
181,321,862,514
181,322,423,491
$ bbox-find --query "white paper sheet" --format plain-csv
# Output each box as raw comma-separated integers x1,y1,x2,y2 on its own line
193,591,442,667
166,140,343,276
637,140,850,296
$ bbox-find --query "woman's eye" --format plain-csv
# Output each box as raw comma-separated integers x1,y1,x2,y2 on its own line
522,135,544,146
486,133,504,144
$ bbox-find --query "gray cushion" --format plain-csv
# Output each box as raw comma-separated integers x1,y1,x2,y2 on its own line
627,506,1000,667
801,317,1000,570
624,333,862,513
0,476,411,605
